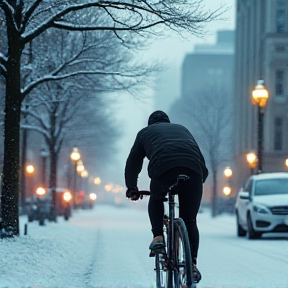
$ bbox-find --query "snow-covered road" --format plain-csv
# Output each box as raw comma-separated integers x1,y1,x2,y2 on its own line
1,203,288,288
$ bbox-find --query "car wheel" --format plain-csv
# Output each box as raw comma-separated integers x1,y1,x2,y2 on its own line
236,212,246,237
247,213,261,239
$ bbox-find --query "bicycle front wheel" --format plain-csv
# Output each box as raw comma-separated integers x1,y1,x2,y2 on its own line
155,253,166,288
173,218,194,288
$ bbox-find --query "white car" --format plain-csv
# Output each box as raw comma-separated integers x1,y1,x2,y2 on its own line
235,172,288,239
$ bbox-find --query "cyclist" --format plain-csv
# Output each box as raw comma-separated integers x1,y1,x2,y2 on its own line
124,110,208,283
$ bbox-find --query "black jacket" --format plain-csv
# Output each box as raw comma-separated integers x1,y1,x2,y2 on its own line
125,115,208,189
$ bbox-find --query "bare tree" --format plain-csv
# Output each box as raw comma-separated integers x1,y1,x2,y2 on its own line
169,85,233,217
0,0,223,237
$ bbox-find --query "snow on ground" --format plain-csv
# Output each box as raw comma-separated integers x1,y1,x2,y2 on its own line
1,203,288,288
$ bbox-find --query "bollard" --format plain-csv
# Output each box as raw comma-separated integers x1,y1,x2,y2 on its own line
24,223,28,235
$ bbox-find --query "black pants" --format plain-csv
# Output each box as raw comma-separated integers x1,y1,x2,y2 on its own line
148,167,203,264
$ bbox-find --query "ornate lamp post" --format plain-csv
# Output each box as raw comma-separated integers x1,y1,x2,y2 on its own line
70,148,81,207
246,152,258,175
252,79,269,173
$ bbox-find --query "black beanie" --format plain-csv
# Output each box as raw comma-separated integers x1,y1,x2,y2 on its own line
148,110,170,125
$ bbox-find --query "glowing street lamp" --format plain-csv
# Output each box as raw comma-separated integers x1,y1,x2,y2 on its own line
70,147,81,162
94,177,101,185
224,167,232,178
26,164,35,174
285,158,288,170
81,170,88,178
35,186,46,197
70,147,81,208
246,152,258,175
77,160,85,174
223,186,232,196
252,79,269,173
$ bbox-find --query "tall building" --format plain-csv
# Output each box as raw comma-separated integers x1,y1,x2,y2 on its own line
233,0,288,189
181,30,235,100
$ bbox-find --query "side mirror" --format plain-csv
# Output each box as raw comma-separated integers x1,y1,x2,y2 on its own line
239,191,249,200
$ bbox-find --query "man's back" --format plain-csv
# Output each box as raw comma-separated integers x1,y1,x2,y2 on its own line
130,122,208,181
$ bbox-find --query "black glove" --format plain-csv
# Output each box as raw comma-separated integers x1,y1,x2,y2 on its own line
126,187,140,201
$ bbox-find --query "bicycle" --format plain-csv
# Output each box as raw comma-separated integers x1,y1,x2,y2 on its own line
135,174,196,288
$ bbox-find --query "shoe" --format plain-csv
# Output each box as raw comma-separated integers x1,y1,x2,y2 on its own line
149,235,165,251
193,264,202,283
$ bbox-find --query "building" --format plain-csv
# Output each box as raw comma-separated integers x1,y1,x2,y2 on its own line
181,30,235,99
233,0,288,189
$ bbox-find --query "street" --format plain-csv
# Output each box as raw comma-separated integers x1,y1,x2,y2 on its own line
1,202,288,288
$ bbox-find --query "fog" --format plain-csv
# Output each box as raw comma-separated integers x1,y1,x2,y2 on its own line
108,0,236,189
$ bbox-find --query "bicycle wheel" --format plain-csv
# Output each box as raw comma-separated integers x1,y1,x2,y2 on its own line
173,218,194,288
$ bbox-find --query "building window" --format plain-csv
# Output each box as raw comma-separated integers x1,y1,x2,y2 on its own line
277,0,286,8
276,9,286,33
274,117,283,151
275,70,284,96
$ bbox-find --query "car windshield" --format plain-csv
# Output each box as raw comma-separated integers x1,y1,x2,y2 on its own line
254,178,288,196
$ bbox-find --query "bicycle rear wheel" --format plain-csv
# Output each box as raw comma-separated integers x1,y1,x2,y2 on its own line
173,218,194,288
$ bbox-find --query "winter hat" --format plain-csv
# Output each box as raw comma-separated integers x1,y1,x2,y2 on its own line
148,110,170,125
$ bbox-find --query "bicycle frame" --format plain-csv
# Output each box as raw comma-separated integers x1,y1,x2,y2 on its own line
167,190,176,269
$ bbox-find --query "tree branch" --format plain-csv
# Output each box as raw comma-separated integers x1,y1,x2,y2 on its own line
21,1,224,44
20,123,50,139
20,0,43,33
21,70,137,99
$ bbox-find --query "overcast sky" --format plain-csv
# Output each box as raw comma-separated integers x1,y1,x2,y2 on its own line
105,0,236,187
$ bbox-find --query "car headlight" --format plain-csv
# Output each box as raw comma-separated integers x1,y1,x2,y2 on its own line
253,204,269,214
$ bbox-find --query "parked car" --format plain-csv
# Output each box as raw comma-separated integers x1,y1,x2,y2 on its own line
235,172,288,239
27,187,73,224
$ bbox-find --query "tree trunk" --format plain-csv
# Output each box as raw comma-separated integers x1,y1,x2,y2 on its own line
1,50,22,237
49,148,58,215
0,4,24,235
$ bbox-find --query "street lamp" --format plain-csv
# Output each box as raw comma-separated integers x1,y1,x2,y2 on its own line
223,186,232,196
76,160,85,174
70,148,81,208
94,177,101,185
285,158,288,171
25,164,35,202
26,164,35,174
224,167,232,179
246,152,258,175
252,79,269,173
81,170,89,207
40,147,49,187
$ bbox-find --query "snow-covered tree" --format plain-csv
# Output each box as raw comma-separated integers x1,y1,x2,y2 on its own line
0,0,223,237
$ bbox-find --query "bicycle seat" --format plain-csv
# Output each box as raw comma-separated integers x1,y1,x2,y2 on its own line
177,174,190,181
168,174,190,194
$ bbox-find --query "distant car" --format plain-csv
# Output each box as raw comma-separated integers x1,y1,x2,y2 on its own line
235,172,288,239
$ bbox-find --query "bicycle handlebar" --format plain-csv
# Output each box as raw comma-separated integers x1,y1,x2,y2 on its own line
137,190,151,196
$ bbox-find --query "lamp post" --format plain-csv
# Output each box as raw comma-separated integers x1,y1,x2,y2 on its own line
70,148,81,208
81,170,89,208
40,147,49,188
223,167,232,194
25,164,35,204
252,79,269,173
285,158,288,171
246,152,258,175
